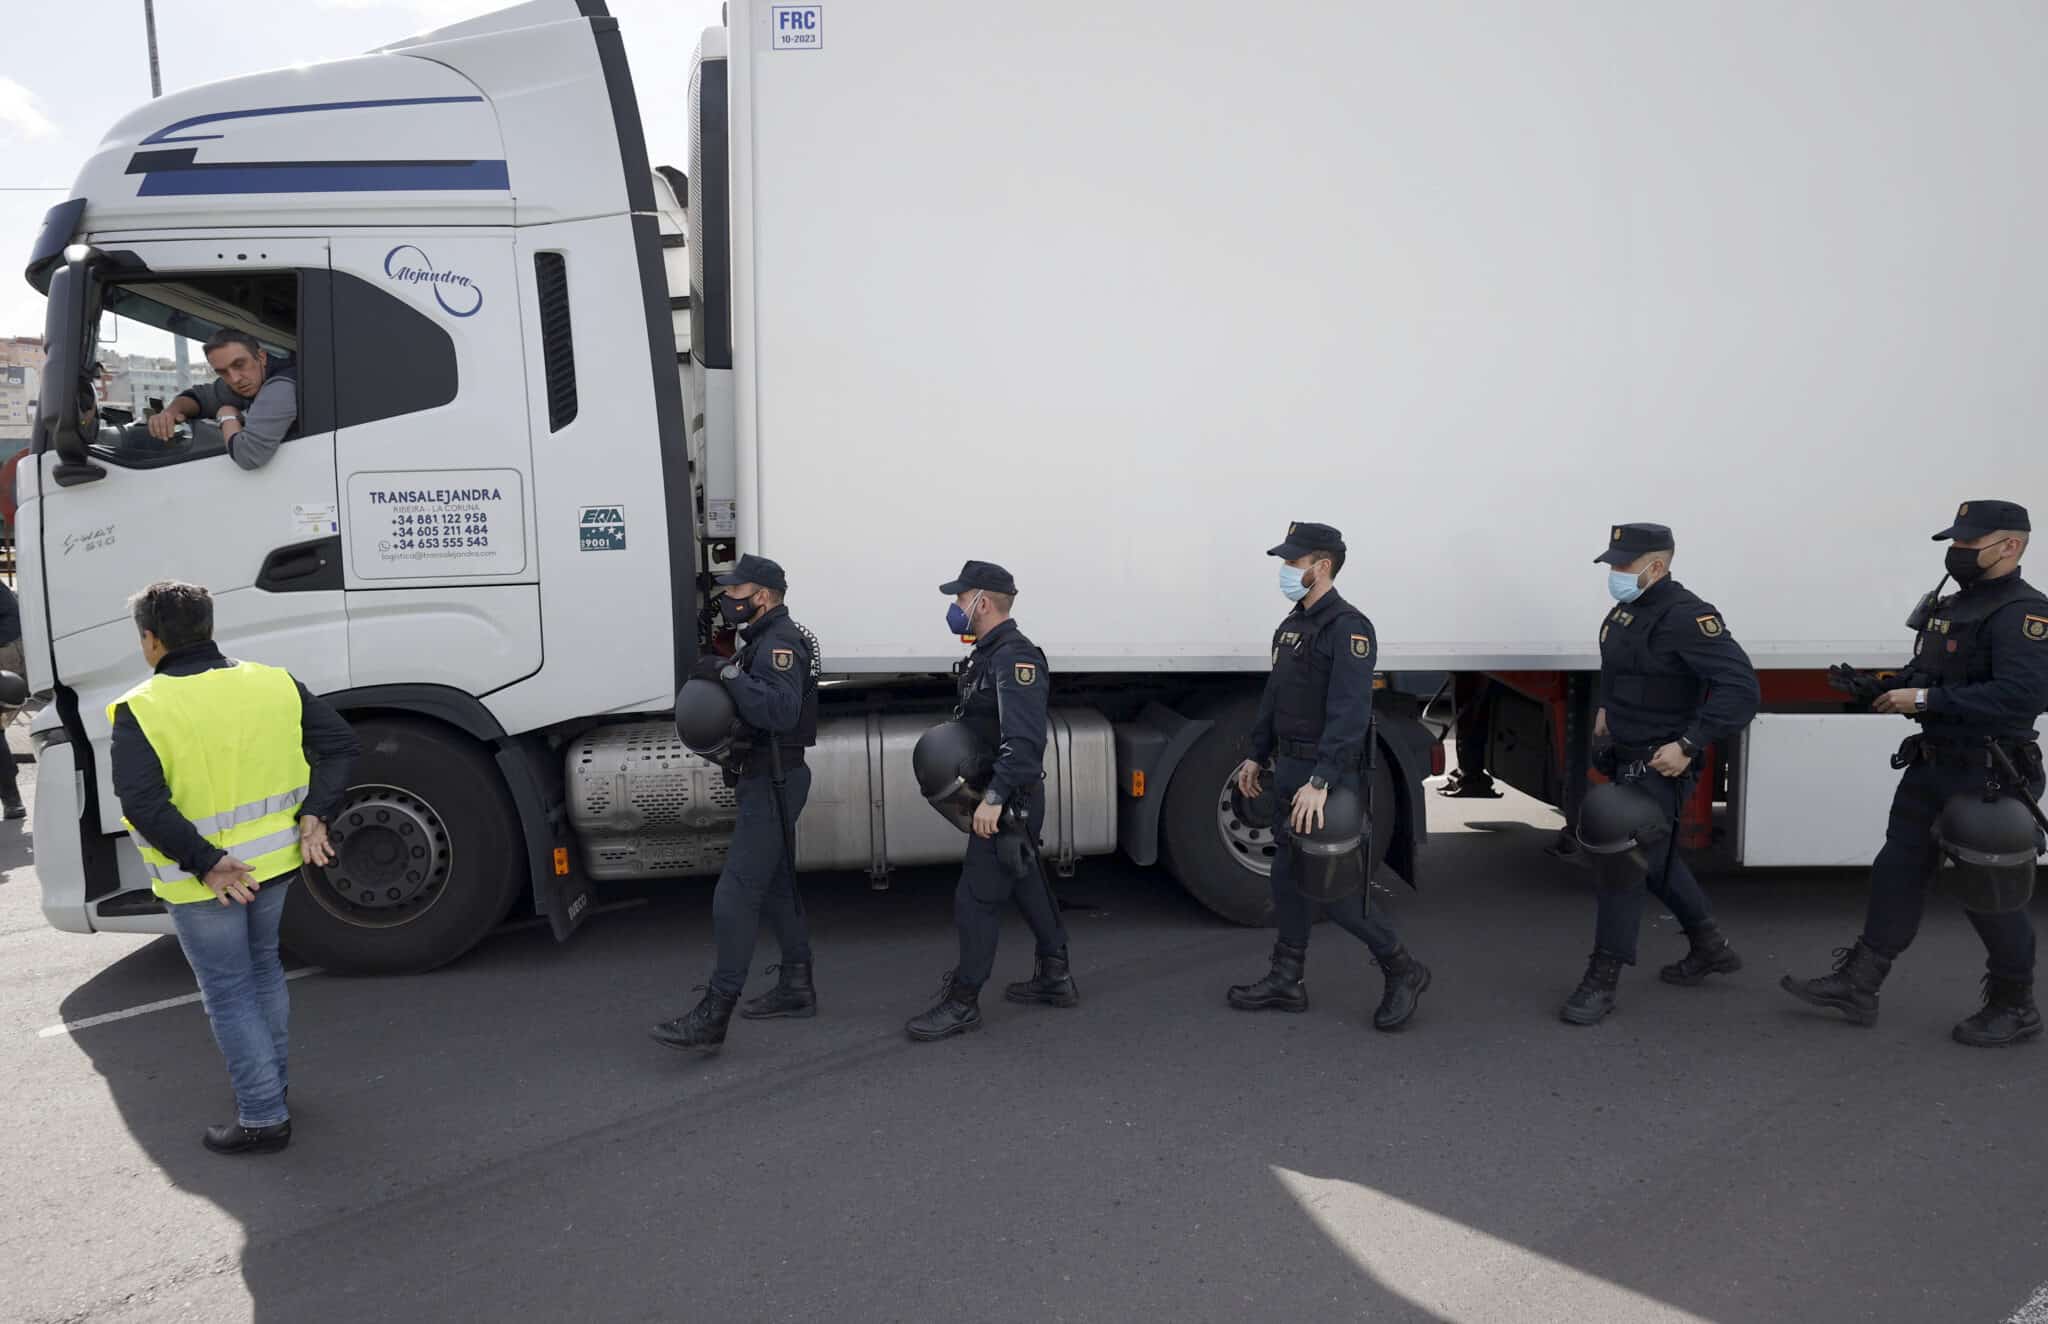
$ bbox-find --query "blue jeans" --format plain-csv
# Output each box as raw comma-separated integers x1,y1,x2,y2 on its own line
169,878,293,1127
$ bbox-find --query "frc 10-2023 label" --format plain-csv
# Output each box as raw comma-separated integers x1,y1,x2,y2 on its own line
348,469,527,579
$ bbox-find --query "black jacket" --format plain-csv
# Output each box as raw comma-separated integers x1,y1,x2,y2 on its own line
109,642,359,881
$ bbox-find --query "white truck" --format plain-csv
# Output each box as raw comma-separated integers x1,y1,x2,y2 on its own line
19,0,2047,972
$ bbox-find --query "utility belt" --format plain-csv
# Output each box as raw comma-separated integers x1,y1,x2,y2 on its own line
1276,737,1322,760
1595,739,1684,782
722,742,808,786
1894,732,2042,782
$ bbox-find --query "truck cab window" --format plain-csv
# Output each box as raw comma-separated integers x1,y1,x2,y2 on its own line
91,272,302,469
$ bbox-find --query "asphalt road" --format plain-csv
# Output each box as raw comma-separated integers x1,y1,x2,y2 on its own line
4,758,2047,1324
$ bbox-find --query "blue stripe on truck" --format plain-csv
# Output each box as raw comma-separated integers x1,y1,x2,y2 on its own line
133,159,511,195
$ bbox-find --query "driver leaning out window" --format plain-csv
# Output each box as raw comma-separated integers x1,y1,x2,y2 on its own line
145,329,297,470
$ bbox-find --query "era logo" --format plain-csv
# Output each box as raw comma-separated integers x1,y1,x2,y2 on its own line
772,5,823,49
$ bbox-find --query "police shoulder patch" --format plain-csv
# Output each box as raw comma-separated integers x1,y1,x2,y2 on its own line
771,648,794,671
1350,633,1371,658
1696,613,1725,638
1013,661,1038,686
2025,614,2048,642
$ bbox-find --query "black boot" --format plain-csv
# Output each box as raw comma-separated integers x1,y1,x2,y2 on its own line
1560,952,1624,1026
1227,941,1309,1012
1660,922,1743,986
650,987,738,1053
905,973,982,1041
1438,769,1501,799
739,962,817,1020
1,794,23,821
203,1119,292,1156
1371,948,1431,1031
1952,976,2043,1048
1004,949,1079,1007
1779,942,1891,1026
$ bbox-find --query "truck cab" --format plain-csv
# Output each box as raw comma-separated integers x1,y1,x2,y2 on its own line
23,1,693,967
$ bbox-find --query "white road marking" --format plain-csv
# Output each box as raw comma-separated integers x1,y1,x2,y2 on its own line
2009,1283,2048,1324
36,967,323,1039
1273,1167,1715,1324
33,897,649,1039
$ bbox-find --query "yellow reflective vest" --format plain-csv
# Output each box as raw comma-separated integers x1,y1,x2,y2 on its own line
108,661,310,903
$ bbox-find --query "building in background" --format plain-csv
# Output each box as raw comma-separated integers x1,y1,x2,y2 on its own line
100,353,195,418
0,337,42,449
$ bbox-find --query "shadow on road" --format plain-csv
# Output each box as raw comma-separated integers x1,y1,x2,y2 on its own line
49,829,2048,1322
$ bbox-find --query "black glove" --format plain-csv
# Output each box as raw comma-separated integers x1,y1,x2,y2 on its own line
692,653,729,682
1826,663,1883,707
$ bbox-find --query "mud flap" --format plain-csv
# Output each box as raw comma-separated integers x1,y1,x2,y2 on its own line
495,738,595,941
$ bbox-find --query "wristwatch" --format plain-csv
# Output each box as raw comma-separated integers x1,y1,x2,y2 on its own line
719,663,742,683
1914,689,1929,713
1676,736,1702,760
981,789,1005,807
1307,774,1329,791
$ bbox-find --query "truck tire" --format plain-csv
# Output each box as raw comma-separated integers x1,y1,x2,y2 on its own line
280,718,524,974
1160,695,1395,927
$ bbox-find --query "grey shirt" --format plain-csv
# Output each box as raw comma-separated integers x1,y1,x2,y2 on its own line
177,374,297,470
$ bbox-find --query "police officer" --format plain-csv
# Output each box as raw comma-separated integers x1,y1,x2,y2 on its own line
906,561,1077,1041
1564,523,1759,1025
1228,522,1432,1030
653,554,822,1054
1783,501,2048,1046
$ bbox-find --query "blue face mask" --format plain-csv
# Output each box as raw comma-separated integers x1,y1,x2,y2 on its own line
1279,564,1310,602
947,592,981,638
1607,569,1644,604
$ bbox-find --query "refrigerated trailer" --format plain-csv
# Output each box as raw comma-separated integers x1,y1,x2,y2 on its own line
19,0,2047,972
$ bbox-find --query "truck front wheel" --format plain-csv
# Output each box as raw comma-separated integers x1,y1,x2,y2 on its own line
280,718,524,974
1161,696,1395,927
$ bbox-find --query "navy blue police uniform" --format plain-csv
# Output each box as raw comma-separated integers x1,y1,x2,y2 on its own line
1784,500,2048,1045
946,565,1066,988
1229,522,1431,1031
1583,523,1759,1004
907,561,1075,1041
653,554,821,1051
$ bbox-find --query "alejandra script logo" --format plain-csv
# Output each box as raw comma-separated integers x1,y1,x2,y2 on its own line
383,244,483,317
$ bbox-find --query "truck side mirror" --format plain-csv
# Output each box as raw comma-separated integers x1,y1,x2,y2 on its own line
35,256,105,488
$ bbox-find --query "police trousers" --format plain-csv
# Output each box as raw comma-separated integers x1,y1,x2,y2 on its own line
955,783,1067,990
1860,761,2036,981
1592,769,1715,965
707,765,813,998
1269,757,1401,960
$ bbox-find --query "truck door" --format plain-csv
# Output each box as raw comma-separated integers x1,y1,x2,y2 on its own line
35,237,344,834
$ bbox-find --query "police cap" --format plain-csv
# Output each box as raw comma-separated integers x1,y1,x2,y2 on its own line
713,553,787,593
1267,521,1345,559
939,560,1018,596
1595,523,1675,566
1932,500,2030,542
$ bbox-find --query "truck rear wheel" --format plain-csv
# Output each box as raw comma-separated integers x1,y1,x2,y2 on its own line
1161,696,1395,927
280,718,523,974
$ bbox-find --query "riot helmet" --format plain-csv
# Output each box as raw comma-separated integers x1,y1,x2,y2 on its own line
1292,782,1367,902
912,720,995,834
1936,792,2040,913
1575,780,1671,855
674,677,744,769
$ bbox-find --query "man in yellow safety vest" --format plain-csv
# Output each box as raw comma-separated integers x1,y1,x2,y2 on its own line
109,581,358,1155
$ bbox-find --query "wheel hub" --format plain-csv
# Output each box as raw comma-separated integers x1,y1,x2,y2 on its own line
1216,777,1279,878
318,787,453,918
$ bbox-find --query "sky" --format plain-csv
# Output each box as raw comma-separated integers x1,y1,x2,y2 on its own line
0,0,726,346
